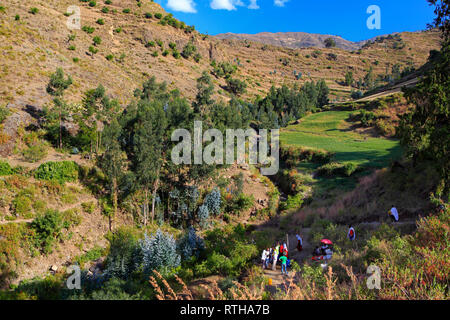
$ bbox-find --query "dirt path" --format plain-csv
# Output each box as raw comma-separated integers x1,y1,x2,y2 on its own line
0,218,33,225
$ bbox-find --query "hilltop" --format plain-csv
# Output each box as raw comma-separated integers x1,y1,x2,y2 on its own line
215,31,366,51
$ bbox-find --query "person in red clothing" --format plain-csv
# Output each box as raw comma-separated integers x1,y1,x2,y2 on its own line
347,225,356,241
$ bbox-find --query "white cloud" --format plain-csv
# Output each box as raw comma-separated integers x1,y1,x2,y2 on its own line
274,0,289,7
167,0,197,13
210,0,245,11
248,0,259,9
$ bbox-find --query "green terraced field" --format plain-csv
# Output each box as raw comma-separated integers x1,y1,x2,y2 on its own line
281,111,403,169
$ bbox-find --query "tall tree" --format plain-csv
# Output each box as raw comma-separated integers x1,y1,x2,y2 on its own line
46,68,72,149
398,0,450,198
99,119,126,231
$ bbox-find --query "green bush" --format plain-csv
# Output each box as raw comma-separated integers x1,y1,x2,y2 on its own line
0,105,10,124
172,49,180,59
31,210,64,254
225,77,247,96
12,194,33,218
93,36,102,46
96,18,105,25
0,160,13,176
122,8,130,14
181,42,196,59
89,1,97,7
29,7,39,15
154,13,162,19
316,161,359,177
144,12,152,19
82,26,95,34
34,161,79,184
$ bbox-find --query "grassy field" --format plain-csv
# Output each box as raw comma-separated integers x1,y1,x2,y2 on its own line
281,111,402,169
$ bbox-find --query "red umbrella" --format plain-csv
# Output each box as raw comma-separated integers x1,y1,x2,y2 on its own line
321,239,333,245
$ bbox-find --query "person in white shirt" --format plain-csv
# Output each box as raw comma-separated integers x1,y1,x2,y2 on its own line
389,205,399,222
261,249,269,269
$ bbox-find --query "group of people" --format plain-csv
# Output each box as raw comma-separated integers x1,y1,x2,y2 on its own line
261,234,304,276
261,241,291,275
261,206,400,275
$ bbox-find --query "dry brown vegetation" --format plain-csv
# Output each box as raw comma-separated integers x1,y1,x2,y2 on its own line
0,0,441,111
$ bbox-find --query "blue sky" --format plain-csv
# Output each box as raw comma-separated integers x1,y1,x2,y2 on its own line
155,0,436,42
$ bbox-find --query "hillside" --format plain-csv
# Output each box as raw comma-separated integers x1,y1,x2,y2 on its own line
0,0,447,302
0,0,441,112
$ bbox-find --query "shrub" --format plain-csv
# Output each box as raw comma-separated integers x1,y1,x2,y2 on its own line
29,7,39,15
0,105,10,124
181,42,196,59
96,18,105,25
89,1,97,7
104,227,140,279
154,13,162,19
316,161,359,177
169,42,177,50
138,229,181,277
101,7,109,13
145,41,155,48
15,14,20,21
68,45,76,51
93,36,102,46
31,210,64,254
177,226,204,261
34,161,79,184
12,194,33,217
0,160,13,176
72,57,79,63
193,53,202,63
197,204,209,228
172,49,180,59
122,8,130,14
105,0,112,4
212,61,237,78
162,49,169,57
144,12,152,19
114,27,122,33
151,51,158,57
225,77,247,96
106,54,114,61
82,26,95,34
204,188,221,216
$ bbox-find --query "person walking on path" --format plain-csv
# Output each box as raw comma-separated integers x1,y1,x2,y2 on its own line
272,243,279,270
261,248,269,269
389,205,399,222
296,234,303,252
347,225,356,241
279,255,288,275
